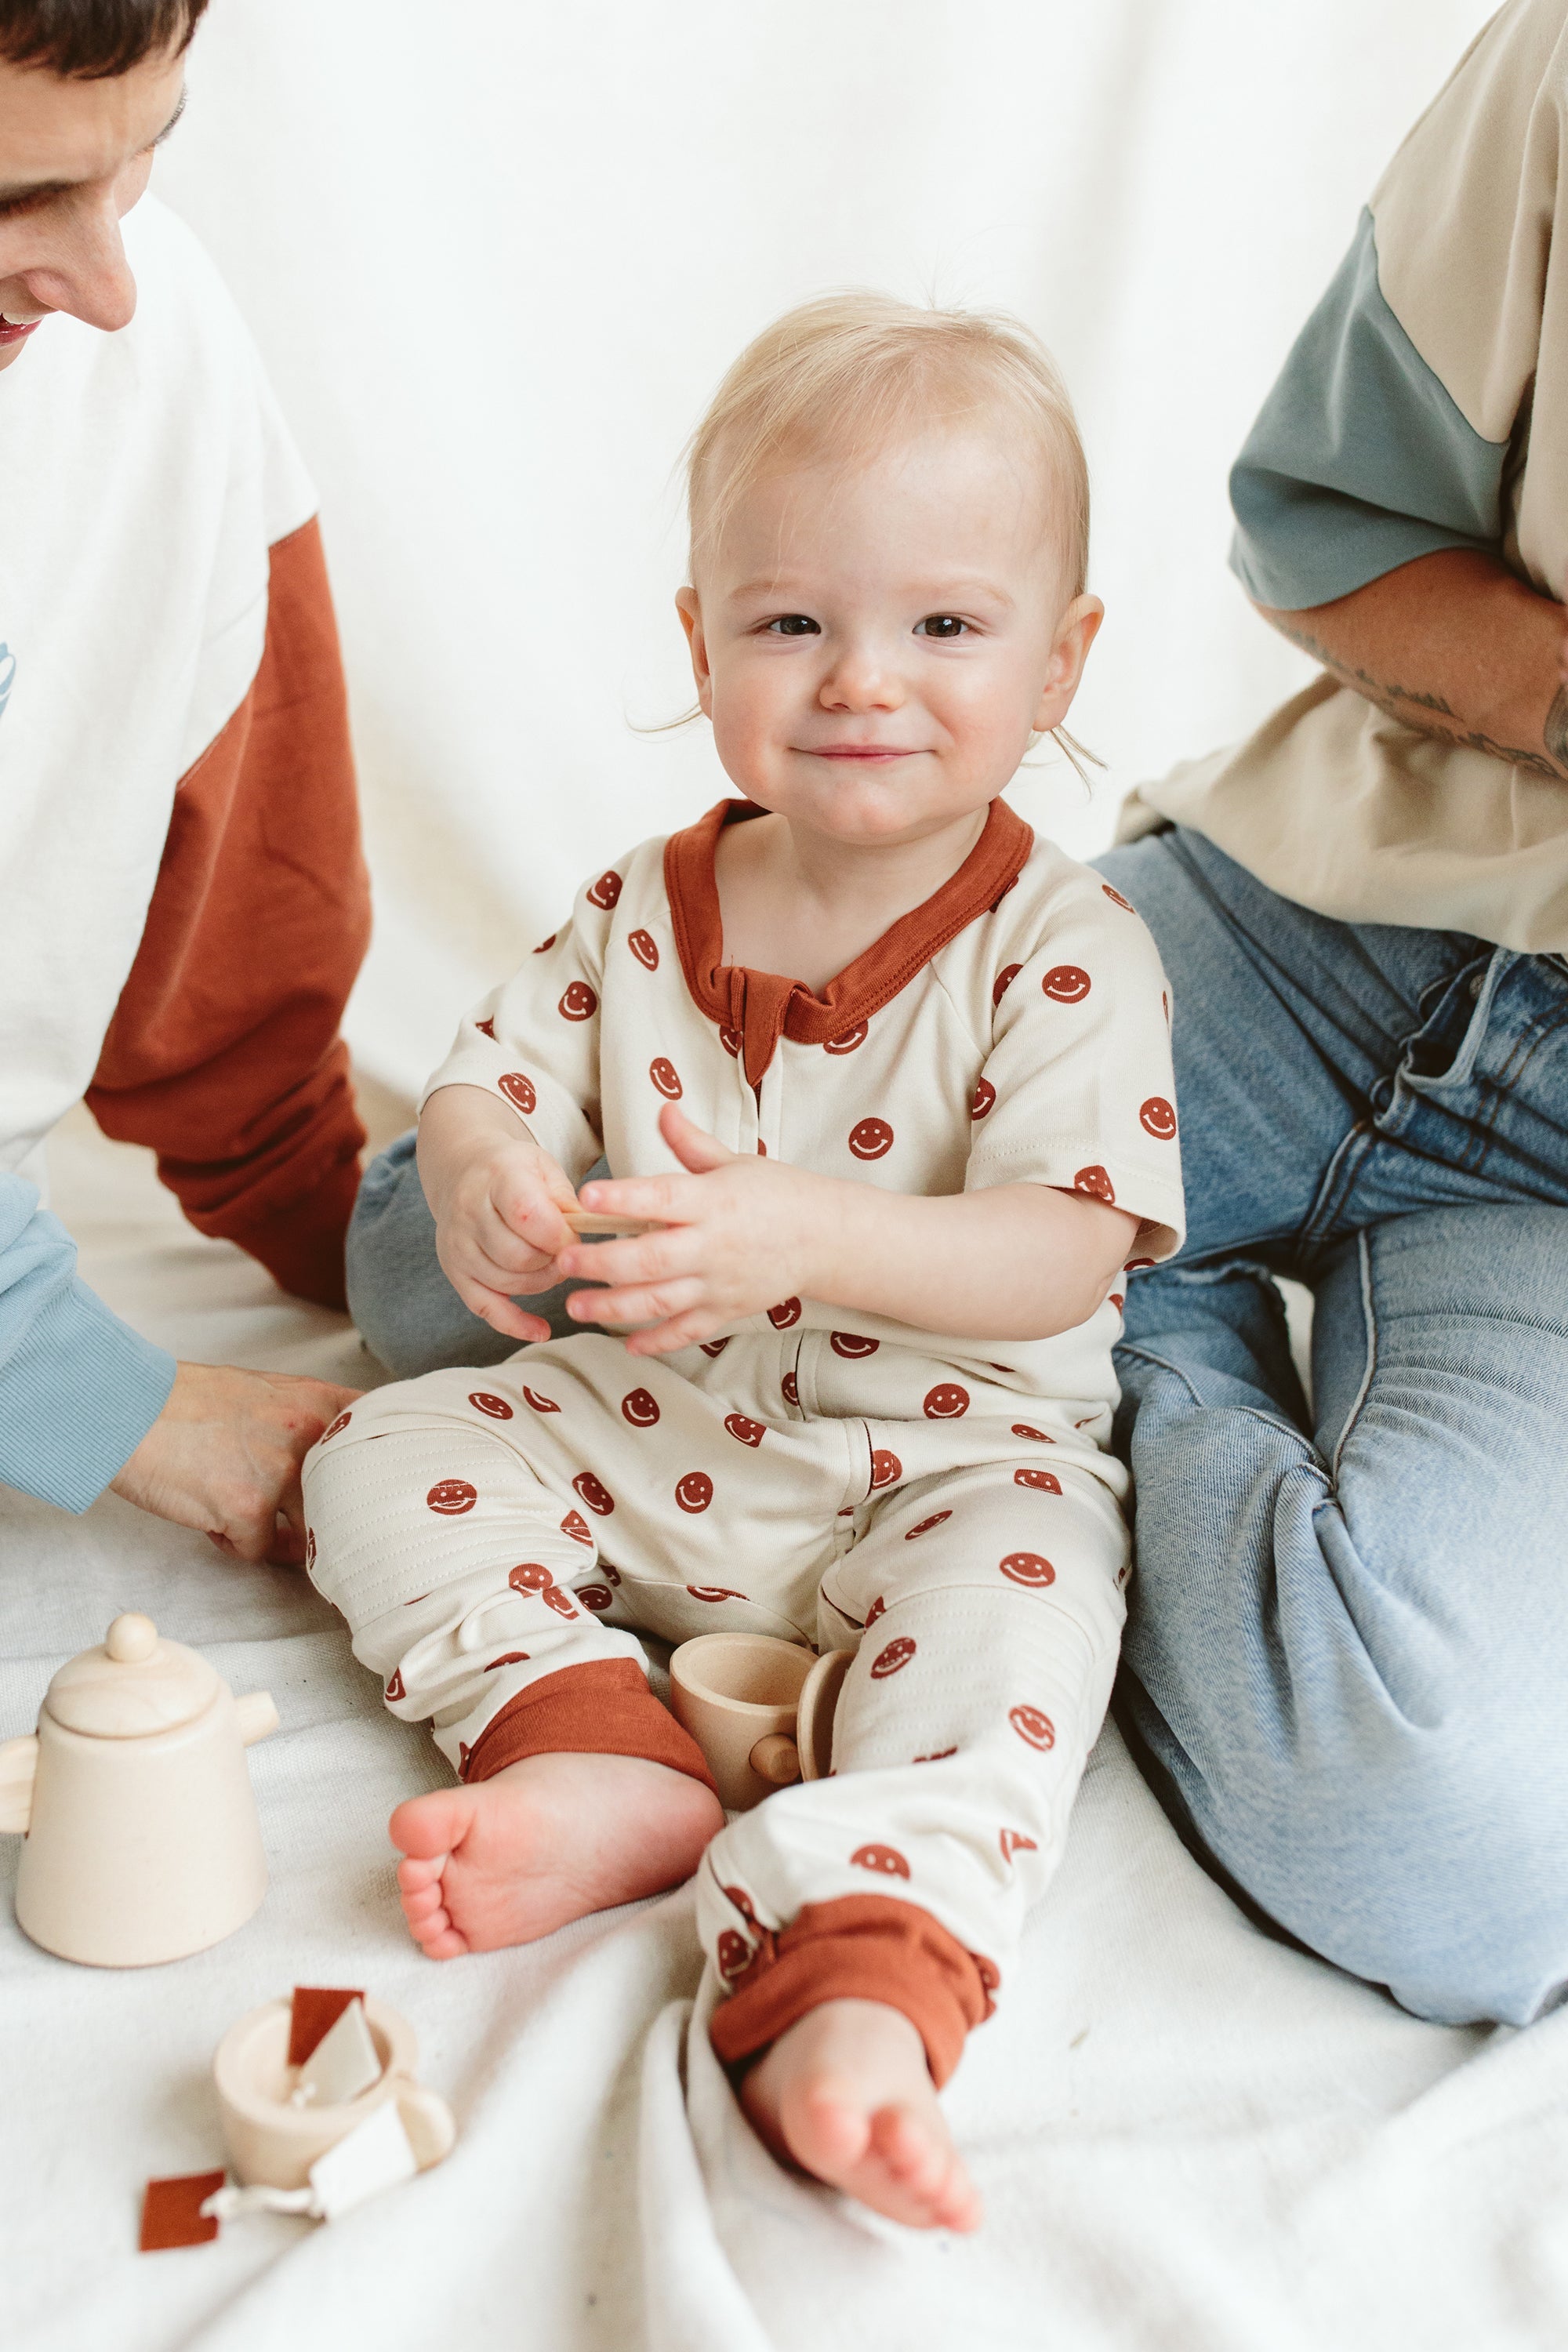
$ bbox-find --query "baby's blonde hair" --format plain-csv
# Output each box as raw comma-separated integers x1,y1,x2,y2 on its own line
685,289,1091,597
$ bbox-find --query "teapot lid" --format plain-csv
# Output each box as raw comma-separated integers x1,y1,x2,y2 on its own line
43,1613,223,1739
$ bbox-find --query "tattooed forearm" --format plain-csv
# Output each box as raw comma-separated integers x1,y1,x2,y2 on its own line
1266,613,1568,781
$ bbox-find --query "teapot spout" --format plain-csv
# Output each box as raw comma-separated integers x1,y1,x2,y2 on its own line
235,1692,280,1748
0,1734,38,1835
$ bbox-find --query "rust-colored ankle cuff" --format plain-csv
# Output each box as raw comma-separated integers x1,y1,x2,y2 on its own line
462,1658,717,1794
710,1894,998,2088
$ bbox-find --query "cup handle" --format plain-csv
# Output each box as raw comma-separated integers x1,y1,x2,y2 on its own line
396,2084,457,2170
749,1733,800,1787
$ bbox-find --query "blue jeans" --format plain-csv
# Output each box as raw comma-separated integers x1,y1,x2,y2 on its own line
1095,827,1568,2028
349,826,1568,2026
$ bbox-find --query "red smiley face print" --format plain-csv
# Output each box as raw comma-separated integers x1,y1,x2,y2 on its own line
824,1023,868,1055
999,1828,1039,1860
830,1331,879,1358
724,1413,765,1448
1102,883,1134,911
724,1883,757,1925
781,1371,800,1406
869,1448,902,1489
649,1057,683,1100
1074,1166,1116,1203
320,1411,351,1443
561,1510,593,1544
851,1843,910,1879
1011,1422,1054,1443
904,1510,952,1540
701,1336,731,1357
1009,1704,1056,1751
993,962,1022,1008
1109,1293,1124,1314
573,1472,615,1515
923,1383,970,1420
578,1584,615,1613
469,1391,514,1421
586,869,622,910
848,1117,894,1160
870,1635,916,1679
717,1929,751,1978
532,934,556,954
768,1298,802,1329
628,927,659,971
1043,965,1091,1004
475,1016,497,1038
688,1584,742,1602
499,1072,537,1116
426,1479,477,1515
1014,1467,1062,1494
384,1669,405,1703
913,1746,958,1762
719,1025,742,1058
485,1651,530,1671
544,1588,579,1619
522,1386,561,1413
864,1595,886,1628
675,1471,714,1514
1140,1095,1178,1140
971,1079,996,1120
1000,1552,1056,1588
509,1563,555,1594
622,1388,660,1428
559,980,598,1022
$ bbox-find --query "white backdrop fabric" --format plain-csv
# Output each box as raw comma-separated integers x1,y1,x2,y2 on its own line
158,0,1500,1102
9,1116,1568,2352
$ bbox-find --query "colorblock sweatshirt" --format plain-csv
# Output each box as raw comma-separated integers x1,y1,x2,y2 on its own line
0,196,370,1512
1135,0,1568,953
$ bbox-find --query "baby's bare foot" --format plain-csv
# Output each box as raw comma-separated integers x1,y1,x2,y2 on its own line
389,1751,724,1958
739,1997,981,2232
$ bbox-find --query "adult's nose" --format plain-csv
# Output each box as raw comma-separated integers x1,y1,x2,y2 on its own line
19,186,137,333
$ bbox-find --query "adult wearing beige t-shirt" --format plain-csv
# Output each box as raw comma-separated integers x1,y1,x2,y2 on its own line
1098,0,1568,2030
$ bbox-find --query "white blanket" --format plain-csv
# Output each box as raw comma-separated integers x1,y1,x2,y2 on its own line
6,1116,1566,2352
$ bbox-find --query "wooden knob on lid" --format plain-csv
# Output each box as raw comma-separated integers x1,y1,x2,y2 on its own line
106,1613,158,1664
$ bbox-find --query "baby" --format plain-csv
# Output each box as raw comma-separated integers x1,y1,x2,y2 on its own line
302,293,1183,2232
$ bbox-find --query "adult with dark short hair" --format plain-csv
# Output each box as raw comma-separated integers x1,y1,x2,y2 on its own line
1097,0,1568,2028
0,0,368,1559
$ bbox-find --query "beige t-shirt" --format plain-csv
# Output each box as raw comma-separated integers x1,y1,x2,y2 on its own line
1134,0,1568,952
425,797,1186,1420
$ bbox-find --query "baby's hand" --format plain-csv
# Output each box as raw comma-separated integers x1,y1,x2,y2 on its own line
559,1105,826,1354
418,1085,579,1344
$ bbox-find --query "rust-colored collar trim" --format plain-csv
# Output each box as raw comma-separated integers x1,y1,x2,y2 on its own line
664,797,1033,1087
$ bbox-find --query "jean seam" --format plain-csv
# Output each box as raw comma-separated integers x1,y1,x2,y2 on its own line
1328,1229,1378,1485
1118,1341,1323,1456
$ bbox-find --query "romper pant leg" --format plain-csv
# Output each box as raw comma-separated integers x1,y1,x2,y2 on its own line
299,1367,713,1790
699,1458,1128,2084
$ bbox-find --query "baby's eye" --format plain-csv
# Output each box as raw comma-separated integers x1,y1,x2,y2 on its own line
765,615,820,637
918,615,968,639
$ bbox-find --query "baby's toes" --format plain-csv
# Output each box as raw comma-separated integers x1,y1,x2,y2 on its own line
400,1875,447,1924
396,1849,448,1896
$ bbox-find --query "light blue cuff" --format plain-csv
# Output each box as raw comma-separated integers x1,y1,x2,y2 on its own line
1229,209,1509,611
0,1176,176,1513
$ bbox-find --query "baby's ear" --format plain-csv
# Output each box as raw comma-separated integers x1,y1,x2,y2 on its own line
674,587,713,715
1033,594,1104,731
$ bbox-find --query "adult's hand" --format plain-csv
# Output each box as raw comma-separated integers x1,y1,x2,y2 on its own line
109,1362,361,1566
1257,546,1568,783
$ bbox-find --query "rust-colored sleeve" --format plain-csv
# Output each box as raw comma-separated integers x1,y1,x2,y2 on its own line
86,517,372,1310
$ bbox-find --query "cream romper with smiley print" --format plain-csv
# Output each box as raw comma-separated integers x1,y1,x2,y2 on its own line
302,797,1185,2082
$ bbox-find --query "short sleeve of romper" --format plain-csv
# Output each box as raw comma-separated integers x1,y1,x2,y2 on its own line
964,865,1185,1264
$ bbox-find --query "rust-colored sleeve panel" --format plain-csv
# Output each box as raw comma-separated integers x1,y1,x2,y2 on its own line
462,1657,718,1793
710,1894,997,2086
87,517,372,1309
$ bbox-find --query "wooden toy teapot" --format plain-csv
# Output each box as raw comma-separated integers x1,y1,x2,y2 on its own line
0,1611,279,1967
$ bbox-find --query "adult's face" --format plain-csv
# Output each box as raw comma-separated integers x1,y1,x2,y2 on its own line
0,42,185,371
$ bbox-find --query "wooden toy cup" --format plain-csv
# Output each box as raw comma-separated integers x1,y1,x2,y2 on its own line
668,1634,851,1811
214,1997,455,2190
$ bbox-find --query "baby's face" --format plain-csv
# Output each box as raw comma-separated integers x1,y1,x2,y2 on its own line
677,423,1101,849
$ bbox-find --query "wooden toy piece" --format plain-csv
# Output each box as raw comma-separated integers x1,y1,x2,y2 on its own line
1,1612,279,1968
140,2169,227,2252
668,1634,819,1811
795,1646,853,1782
287,1984,366,2067
564,1209,664,1238
291,1998,381,2108
215,1994,456,2192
